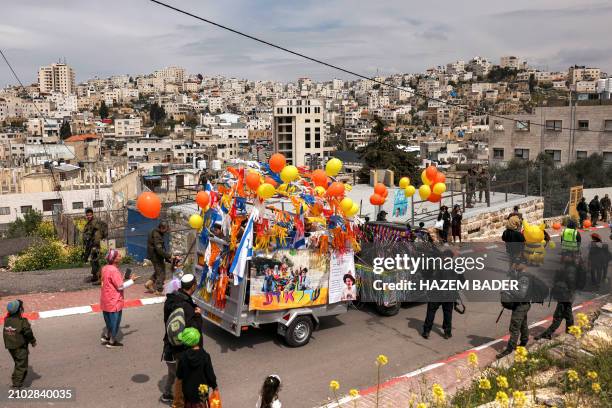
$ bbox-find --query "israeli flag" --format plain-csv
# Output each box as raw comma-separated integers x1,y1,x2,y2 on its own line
229,207,259,285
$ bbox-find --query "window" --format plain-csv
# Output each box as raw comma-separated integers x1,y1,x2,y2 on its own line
578,120,589,130
305,142,311,148
93,200,104,208
314,107,321,113
515,120,529,131
604,152,612,163
305,119,310,123
493,148,504,159
514,148,529,160
42,199,62,212
0,207,10,215
20,206,32,213
287,107,293,114
276,108,282,114
545,120,562,131
315,119,321,123
605,120,612,131
576,151,587,160
315,142,320,148
296,107,302,114
72,202,84,210
545,149,561,162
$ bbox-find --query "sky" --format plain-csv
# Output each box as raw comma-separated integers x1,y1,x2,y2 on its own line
1,0,612,86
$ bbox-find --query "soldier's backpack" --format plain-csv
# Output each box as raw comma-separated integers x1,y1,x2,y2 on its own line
527,275,549,304
98,220,109,240
166,307,186,347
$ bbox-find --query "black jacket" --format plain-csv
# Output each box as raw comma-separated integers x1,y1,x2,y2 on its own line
163,290,203,354
147,228,171,263
502,228,525,257
577,201,588,214
589,199,601,214
177,348,218,403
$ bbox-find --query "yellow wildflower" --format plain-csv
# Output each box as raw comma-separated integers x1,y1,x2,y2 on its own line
432,383,445,404
495,391,509,408
576,312,589,328
592,382,601,394
478,378,492,390
568,325,582,339
467,352,478,368
496,375,509,389
329,380,340,391
587,371,598,380
198,384,209,395
376,354,389,366
514,346,528,363
512,391,527,408
349,389,359,398
416,403,427,408
567,369,579,383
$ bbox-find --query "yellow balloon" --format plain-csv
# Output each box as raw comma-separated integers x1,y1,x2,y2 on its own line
340,197,354,213
314,186,326,196
188,214,204,230
404,185,416,197
418,184,431,200
325,158,343,176
421,171,431,185
345,183,352,192
346,203,359,217
549,241,556,249
433,182,447,195
399,177,410,189
257,183,276,200
280,165,299,183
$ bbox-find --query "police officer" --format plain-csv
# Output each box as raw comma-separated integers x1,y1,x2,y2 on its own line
3,300,36,388
561,220,581,259
145,220,174,295
82,208,103,285
496,261,531,359
535,256,577,340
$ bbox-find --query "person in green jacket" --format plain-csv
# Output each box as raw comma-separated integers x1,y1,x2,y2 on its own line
82,208,104,285
145,220,174,295
3,300,36,388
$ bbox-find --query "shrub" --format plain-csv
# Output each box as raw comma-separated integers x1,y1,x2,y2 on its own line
36,220,56,239
11,239,66,272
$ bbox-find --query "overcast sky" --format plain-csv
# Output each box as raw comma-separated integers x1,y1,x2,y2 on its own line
1,0,611,86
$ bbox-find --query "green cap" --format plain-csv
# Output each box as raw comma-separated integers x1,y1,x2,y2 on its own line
178,327,201,347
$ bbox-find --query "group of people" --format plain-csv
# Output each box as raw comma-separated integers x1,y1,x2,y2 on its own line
436,204,463,243
465,167,490,208
576,194,612,228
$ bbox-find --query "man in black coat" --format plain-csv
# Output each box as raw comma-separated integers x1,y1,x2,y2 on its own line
589,196,601,226
576,197,588,227
161,274,203,405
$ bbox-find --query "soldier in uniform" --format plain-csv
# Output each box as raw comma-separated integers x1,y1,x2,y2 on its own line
3,300,37,388
82,208,103,285
145,220,174,295
496,261,531,359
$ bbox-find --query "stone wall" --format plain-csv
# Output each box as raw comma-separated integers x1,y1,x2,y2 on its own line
167,209,197,268
462,197,544,241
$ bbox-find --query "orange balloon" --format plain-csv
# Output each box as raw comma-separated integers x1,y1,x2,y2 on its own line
382,189,389,198
374,183,387,195
327,182,345,197
195,191,210,209
136,192,162,219
264,176,278,187
427,193,441,203
583,219,592,228
552,222,562,230
245,172,261,191
425,165,438,181
370,193,384,205
311,169,328,187
433,172,446,184
269,153,286,173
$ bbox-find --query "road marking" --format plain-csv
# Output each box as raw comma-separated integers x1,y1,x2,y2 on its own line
141,296,165,305
529,319,551,329
485,245,498,249
460,249,474,254
471,338,504,351
401,363,445,378
39,305,93,318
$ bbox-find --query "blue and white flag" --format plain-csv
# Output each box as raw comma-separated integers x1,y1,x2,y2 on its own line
230,207,258,285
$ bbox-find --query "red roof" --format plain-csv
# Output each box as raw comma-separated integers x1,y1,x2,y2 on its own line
64,134,100,142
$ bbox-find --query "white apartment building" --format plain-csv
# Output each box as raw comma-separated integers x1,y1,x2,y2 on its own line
114,118,142,137
500,56,526,70
446,60,465,74
207,96,224,113
272,98,331,166
38,63,76,94
154,66,185,84
49,92,78,113
568,66,601,84
467,57,492,78
575,81,597,93
332,79,344,90
0,99,7,122
211,123,249,145
127,139,173,160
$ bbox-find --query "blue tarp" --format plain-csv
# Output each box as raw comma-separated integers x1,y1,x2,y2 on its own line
125,207,168,262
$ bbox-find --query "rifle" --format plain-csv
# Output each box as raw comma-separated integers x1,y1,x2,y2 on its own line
495,308,505,324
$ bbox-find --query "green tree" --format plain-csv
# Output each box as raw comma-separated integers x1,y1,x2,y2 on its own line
357,117,420,184
149,102,166,124
151,124,170,138
184,113,199,129
528,74,536,93
7,209,44,238
99,101,109,119
60,121,72,140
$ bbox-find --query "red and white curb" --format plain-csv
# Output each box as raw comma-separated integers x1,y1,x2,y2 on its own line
319,294,609,408
0,296,166,324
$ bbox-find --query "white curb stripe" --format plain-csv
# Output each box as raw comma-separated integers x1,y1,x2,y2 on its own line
141,296,165,305
528,319,550,329
401,363,445,378
471,338,504,351
485,245,498,249
39,305,93,318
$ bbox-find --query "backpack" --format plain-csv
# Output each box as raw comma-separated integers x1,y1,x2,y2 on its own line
527,275,549,304
98,220,109,240
166,307,186,347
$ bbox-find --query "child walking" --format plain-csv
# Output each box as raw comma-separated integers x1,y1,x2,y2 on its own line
176,327,218,408
256,375,282,408
3,300,36,388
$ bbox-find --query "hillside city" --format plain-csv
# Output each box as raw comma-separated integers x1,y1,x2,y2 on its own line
1,56,611,230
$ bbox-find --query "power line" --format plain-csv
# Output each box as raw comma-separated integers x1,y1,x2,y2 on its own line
150,0,611,135
0,48,66,205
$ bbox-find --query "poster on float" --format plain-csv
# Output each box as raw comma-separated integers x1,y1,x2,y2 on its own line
249,249,329,311
329,250,356,304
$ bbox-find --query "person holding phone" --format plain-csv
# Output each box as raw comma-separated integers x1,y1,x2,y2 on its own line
100,249,140,348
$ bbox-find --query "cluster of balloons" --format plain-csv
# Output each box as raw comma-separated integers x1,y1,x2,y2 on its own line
136,192,162,219
399,176,416,198
418,166,446,203
369,183,388,206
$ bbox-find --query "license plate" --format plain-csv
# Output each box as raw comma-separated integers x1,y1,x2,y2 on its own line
205,311,222,324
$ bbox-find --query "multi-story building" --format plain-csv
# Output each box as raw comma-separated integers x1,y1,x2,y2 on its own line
568,66,601,84
488,105,612,165
500,56,526,70
38,63,76,94
272,98,332,166
154,66,185,84
114,118,142,137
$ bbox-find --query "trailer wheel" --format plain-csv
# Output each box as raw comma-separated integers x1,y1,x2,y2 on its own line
284,316,313,347
375,302,401,316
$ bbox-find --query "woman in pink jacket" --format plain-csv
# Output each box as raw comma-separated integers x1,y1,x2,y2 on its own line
100,249,140,348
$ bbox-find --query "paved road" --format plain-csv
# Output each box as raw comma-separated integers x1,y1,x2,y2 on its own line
1,230,610,408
